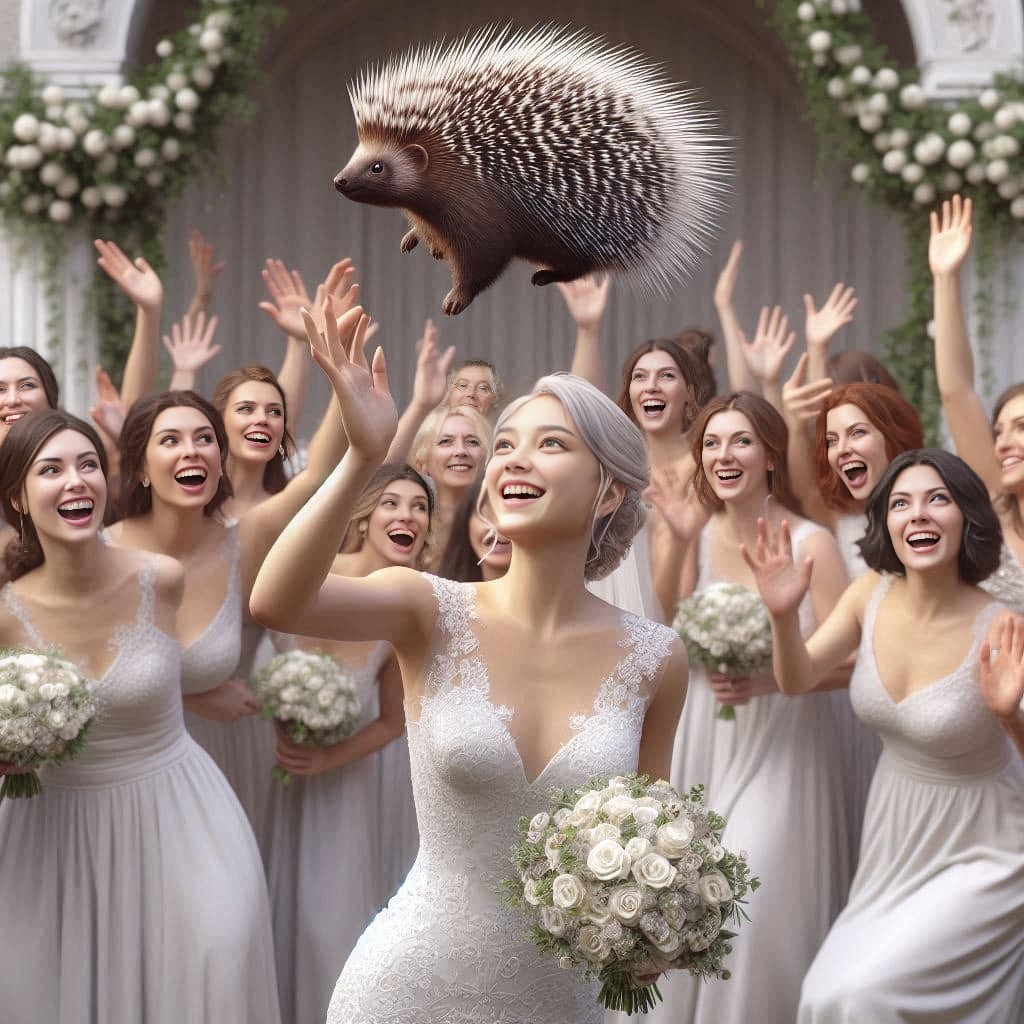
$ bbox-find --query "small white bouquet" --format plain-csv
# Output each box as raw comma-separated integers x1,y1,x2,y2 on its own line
251,649,361,783
673,583,772,720
503,773,759,1015
0,648,97,800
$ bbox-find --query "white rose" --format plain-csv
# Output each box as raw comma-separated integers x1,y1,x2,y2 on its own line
873,68,900,91
607,884,645,925
948,112,972,136
887,128,910,149
697,870,733,907
192,66,215,90
588,822,622,844
632,852,677,890
523,878,542,906
544,834,562,871
587,838,631,881
13,114,40,143
808,31,831,54
913,182,937,205
528,811,551,834
850,65,871,86
553,808,570,829
655,818,695,859
994,106,1018,131
37,683,58,702
199,28,224,52
156,39,173,58
39,161,63,187
576,925,611,965
97,85,121,109
834,44,862,66
600,794,636,824
175,88,200,112
551,873,586,910
55,174,79,198
900,163,924,184
881,149,907,174
866,92,889,114
147,99,171,127
111,124,136,149
631,797,662,825
979,88,1000,111
166,71,189,92
126,100,150,128
161,138,181,161
946,139,975,169
624,836,652,861
986,159,1010,184
858,112,882,134
83,130,108,157
1010,195,1024,220
900,83,926,110
539,905,568,937
797,2,815,20
850,163,870,184
47,709,67,729
568,790,603,827
652,928,685,957
914,134,944,165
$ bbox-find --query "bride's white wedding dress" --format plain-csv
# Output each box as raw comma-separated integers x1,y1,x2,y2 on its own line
326,574,677,1024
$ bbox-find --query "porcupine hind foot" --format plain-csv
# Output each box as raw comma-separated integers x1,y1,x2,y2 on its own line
400,229,420,254
531,264,595,287
441,248,512,315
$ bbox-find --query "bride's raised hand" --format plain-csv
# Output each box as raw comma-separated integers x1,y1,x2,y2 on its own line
979,613,1024,719
740,517,813,618
301,294,396,462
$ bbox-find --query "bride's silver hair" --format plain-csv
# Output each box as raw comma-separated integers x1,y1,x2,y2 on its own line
493,373,649,581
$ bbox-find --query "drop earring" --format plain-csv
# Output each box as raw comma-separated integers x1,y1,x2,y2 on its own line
279,444,286,457
142,477,150,488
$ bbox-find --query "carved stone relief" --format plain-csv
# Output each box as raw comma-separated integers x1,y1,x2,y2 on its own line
48,0,107,48
942,0,996,53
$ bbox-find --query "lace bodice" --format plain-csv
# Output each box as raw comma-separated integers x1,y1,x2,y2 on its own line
850,576,1010,781
834,513,869,580
179,526,242,695
979,543,1024,613
1,559,187,786
326,574,677,1024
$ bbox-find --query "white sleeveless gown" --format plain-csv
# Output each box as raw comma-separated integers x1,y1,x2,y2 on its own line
647,518,851,1024
799,577,1024,1021
0,560,279,1023
326,574,677,1023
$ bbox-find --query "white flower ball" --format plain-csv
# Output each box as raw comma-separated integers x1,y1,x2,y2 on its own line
974,121,996,142
206,10,232,29
133,147,157,169
37,123,60,154
192,65,215,90
964,162,986,185
867,92,889,114
166,71,188,92
22,194,44,214
18,145,42,169
39,161,64,187
834,44,862,66
147,99,170,127
986,159,1010,184
48,199,72,222
914,133,945,165
840,100,859,118
204,51,223,69
925,319,936,339
812,53,828,67
97,153,118,175
808,30,832,54
45,104,65,122
995,135,1021,158
175,88,200,112
851,163,870,184
0,181,12,202
66,112,89,136
874,68,900,91
888,128,910,149
912,182,936,205
102,184,127,207
850,65,872,86
41,85,65,108
946,139,975,168
111,124,135,149
156,40,173,59
941,170,963,192
126,100,150,128
873,131,891,152
901,162,924,184
979,88,1000,111
858,111,883,133
1011,195,1024,219
831,0,847,12
881,149,908,174
173,111,194,133
198,28,223,52
160,137,181,161
827,77,847,99
55,174,79,198
994,106,1018,131
948,111,972,136
119,84,141,107
13,113,40,143
997,178,1021,199
56,126,75,151
797,2,815,20
97,84,120,108
900,83,926,110
4,146,20,168
64,102,83,122
145,169,164,187
83,129,107,156
80,186,102,209
148,84,170,101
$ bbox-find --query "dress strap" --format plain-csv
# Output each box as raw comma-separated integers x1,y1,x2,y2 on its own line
0,584,45,648
592,613,677,719
425,574,479,657
860,572,893,649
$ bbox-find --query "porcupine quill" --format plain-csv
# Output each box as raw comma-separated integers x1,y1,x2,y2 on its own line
334,24,730,315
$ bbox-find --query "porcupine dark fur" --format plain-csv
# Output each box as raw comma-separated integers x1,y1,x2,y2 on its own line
334,25,729,315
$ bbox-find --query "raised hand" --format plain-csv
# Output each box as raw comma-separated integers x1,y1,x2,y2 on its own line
89,366,126,443
713,240,743,309
979,613,1024,719
259,258,355,340
555,273,610,328
301,295,396,462
161,311,222,374
94,239,163,313
783,353,833,426
188,229,226,305
412,319,457,410
929,194,973,278
804,282,857,350
740,517,813,618
740,305,796,385
645,464,708,544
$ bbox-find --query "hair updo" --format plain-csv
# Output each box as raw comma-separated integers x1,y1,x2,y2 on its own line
495,373,648,581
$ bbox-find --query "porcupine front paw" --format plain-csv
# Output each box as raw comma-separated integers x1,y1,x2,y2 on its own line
400,229,420,253
531,267,590,287
441,287,472,316
430,245,446,261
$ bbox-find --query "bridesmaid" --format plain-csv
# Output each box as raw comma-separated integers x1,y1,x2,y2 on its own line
107,301,359,859
438,476,513,583
650,391,852,1024
0,410,279,1024
269,463,437,1024
744,448,1024,1022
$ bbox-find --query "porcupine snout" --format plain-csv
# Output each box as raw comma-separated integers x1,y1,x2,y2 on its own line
333,172,349,194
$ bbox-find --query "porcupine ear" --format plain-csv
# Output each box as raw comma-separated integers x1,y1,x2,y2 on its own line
401,144,429,173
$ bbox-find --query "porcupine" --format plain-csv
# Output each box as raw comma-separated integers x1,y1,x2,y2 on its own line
334,25,729,315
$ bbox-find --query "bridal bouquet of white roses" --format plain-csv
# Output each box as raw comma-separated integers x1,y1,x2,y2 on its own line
504,774,759,1015
673,583,772,720
0,648,97,800
251,649,361,783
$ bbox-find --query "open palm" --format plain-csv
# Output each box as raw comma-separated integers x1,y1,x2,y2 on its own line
979,614,1024,718
804,282,857,349
928,194,973,277
740,518,813,618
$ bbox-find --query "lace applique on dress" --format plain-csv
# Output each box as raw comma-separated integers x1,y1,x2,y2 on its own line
979,543,1024,613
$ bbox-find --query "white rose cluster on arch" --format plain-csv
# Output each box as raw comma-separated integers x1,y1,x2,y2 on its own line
0,0,254,226
792,0,1024,219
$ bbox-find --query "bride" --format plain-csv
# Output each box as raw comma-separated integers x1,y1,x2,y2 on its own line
250,298,688,1023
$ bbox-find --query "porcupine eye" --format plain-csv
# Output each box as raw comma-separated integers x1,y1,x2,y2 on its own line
371,161,384,173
